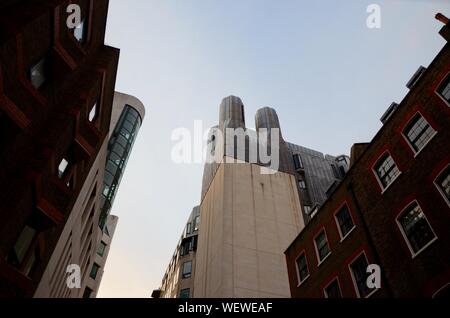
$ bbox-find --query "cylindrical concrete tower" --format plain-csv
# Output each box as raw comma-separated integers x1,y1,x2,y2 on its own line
219,96,246,130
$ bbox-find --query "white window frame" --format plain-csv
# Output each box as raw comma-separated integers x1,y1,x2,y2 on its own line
348,251,378,298
323,277,343,298
334,202,356,242
433,164,450,208
395,200,438,258
314,229,331,267
295,250,310,287
371,151,402,194
401,111,437,157
436,72,450,107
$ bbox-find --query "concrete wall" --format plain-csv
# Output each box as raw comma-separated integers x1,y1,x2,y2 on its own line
194,157,304,298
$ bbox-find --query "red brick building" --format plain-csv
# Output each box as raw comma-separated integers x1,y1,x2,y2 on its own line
285,15,450,298
0,0,119,297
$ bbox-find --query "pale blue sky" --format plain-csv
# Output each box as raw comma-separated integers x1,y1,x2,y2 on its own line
98,0,450,297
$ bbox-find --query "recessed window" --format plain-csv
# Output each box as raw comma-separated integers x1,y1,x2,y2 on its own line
89,103,97,122
293,154,304,170
74,20,86,43
90,263,100,279
314,230,331,264
335,204,355,240
296,252,309,285
438,75,450,104
182,261,192,279
349,253,374,298
29,57,48,89
179,288,190,298
397,202,437,256
97,241,107,257
403,113,436,153
298,179,307,189
324,278,342,298
6,224,39,276
83,287,93,298
303,205,311,215
373,153,400,190
194,215,200,231
58,158,69,179
435,165,450,205
186,223,192,235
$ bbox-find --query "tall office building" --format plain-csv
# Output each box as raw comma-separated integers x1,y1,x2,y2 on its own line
155,97,348,298
34,92,145,298
0,0,119,297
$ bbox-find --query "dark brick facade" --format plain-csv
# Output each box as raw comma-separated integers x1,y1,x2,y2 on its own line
0,0,119,297
285,20,450,298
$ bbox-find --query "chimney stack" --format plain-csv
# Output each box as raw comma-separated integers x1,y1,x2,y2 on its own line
436,13,450,25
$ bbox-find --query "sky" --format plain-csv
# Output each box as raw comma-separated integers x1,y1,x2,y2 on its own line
97,0,450,297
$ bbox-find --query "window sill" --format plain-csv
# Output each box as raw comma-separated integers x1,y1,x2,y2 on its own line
380,172,402,195
411,237,438,259
339,226,356,243
317,253,331,268
412,131,437,158
297,274,310,287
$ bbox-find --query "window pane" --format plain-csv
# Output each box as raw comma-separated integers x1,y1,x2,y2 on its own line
336,205,354,238
437,167,450,201
404,115,435,152
10,225,37,265
398,203,436,253
74,20,85,42
97,241,106,256
293,154,304,169
179,288,190,298
89,103,97,122
296,254,309,283
439,78,450,102
90,263,100,279
325,280,342,298
58,158,69,178
350,254,372,297
375,154,400,188
30,57,47,89
315,231,330,261
182,261,192,279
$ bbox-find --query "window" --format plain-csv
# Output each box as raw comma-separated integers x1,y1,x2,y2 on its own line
397,202,437,256
373,153,400,190
349,253,374,298
58,158,69,179
74,20,86,43
314,230,331,264
335,204,355,240
298,179,306,189
90,263,100,279
83,287,93,298
435,165,450,205
303,205,311,215
182,261,192,279
403,113,436,153
438,75,450,103
194,215,200,231
6,224,39,276
179,288,190,298
293,154,304,170
97,241,107,257
295,252,309,285
29,57,48,89
89,103,97,122
186,223,192,235
324,278,342,298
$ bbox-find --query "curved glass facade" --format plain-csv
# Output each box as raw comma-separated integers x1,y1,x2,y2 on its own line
99,105,142,228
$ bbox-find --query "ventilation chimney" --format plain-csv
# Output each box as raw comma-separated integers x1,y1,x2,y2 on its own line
406,66,427,89
380,102,399,124
436,13,450,25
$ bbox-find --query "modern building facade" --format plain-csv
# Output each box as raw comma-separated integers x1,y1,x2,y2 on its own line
34,92,145,298
156,96,348,298
0,0,119,297
285,15,450,298
153,206,200,299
